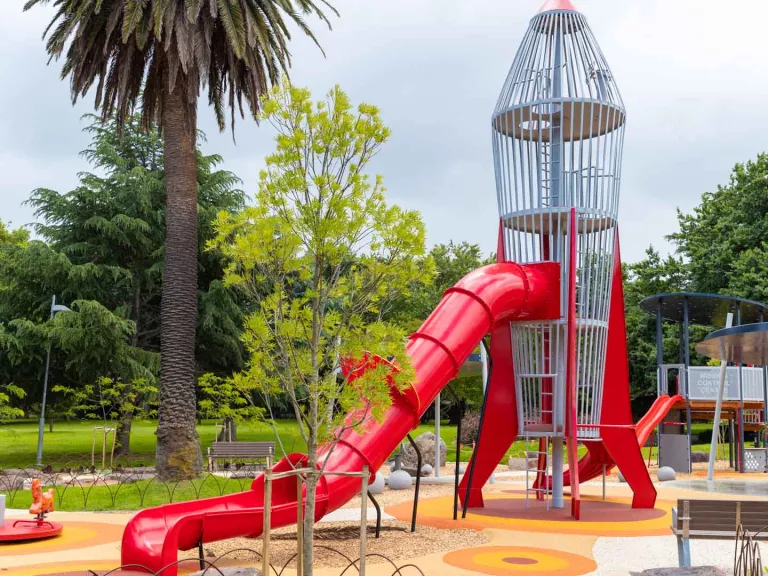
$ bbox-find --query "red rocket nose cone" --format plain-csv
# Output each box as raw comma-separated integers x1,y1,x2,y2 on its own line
538,0,579,13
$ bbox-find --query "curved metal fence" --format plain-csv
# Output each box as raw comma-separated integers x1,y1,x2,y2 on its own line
90,546,425,576
0,464,258,510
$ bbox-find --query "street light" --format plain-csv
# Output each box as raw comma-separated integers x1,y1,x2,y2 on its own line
35,295,71,467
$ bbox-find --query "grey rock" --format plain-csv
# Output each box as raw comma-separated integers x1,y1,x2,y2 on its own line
401,432,446,471
508,457,538,471
657,466,676,482
690,452,710,463
421,464,434,475
369,471,385,495
387,470,412,490
189,568,260,576
617,470,626,483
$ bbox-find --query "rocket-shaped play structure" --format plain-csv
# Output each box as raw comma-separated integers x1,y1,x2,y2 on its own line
121,1,675,573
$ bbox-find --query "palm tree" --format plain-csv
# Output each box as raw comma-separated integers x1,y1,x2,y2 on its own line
26,0,336,480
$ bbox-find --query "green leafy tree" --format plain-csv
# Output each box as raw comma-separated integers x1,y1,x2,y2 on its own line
670,153,768,299
210,83,430,574
22,114,245,455
28,0,337,480
197,373,262,441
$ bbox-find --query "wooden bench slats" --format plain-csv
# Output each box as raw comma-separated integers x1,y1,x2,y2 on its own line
207,441,275,471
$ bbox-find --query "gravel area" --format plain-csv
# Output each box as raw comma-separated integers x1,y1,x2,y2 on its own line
183,520,489,570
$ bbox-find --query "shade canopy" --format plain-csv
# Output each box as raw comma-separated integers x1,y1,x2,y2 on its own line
639,293,768,327
695,323,768,366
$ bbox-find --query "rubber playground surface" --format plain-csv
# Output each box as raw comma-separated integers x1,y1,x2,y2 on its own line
3,479,766,576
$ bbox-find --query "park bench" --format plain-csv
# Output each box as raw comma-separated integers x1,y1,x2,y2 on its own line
672,498,768,567
207,441,275,472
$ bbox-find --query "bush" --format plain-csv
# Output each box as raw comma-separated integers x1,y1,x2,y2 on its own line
459,411,481,445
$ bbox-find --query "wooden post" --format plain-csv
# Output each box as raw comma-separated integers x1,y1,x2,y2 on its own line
101,427,107,469
109,428,116,469
262,456,273,576
296,472,303,576
360,466,369,576
91,427,97,468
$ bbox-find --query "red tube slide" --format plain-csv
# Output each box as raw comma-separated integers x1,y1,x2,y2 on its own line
121,262,560,574
560,394,684,486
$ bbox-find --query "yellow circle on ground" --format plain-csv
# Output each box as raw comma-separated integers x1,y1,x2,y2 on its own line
444,546,596,576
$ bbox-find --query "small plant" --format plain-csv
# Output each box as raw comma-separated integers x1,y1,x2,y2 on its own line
459,410,481,446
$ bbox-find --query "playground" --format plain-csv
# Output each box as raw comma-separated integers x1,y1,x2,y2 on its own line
4,0,768,575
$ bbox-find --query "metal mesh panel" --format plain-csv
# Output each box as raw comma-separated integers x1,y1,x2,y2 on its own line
494,10,624,439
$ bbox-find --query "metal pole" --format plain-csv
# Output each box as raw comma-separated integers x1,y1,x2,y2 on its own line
444,384,462,520
480,344,489,393
708,312,733,481
551,439,564,508
602,464,606,501
737,305,745,472
406,434,421,532
656,299,663,467
463,338,493,519
35,296,56,467
360,466,368,576
683,297,692,473
434,394,440,477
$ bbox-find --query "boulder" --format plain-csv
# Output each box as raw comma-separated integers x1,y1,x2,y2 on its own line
690,452,710,463
387,470,412,490
401,432,446,471
657,466,676,482
369,472,385,495
420,464,434,476
508,457,537,471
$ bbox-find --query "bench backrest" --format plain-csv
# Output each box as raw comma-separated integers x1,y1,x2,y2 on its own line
209,442,275,458
676,499,768,539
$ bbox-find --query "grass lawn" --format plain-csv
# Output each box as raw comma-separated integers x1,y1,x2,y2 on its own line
0,417,739,511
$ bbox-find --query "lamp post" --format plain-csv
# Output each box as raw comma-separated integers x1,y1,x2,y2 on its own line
35,295,71,467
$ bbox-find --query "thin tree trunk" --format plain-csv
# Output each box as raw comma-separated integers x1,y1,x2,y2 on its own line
155,85,203,481
303,455,318,575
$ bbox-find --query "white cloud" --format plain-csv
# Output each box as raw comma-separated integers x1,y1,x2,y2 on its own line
4,0,768,264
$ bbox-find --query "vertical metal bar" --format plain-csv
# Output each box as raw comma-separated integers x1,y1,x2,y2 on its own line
444,384,462,520
360,466,368,576
463,338,493,519
656,299,664,466
262,455,273,576
296,472,303,575
736,305,745,472
683,297,692,473
406,434,421,532
567,208,580,519
602,464,606,501
434,394,441,477
367,492,381,538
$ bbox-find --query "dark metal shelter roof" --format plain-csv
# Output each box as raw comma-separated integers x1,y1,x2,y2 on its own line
696,323,768,366
639,293,768,327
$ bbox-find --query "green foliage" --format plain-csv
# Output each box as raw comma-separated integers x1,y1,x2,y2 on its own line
25,0,336,133
0,384,26,422
52,376,158,422
670,153,768,300
211,82,431,465
197,373,262,422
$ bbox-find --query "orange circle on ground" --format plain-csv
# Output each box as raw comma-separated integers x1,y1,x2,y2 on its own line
0,521,124,555
386,492,674,536
444,546,596,576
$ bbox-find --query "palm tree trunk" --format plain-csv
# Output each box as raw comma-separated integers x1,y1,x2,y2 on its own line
155,85,203,481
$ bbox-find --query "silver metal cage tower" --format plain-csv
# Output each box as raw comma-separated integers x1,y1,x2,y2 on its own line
494,1,625,453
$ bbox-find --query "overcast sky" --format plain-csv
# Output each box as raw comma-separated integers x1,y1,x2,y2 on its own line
2,0,768,264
